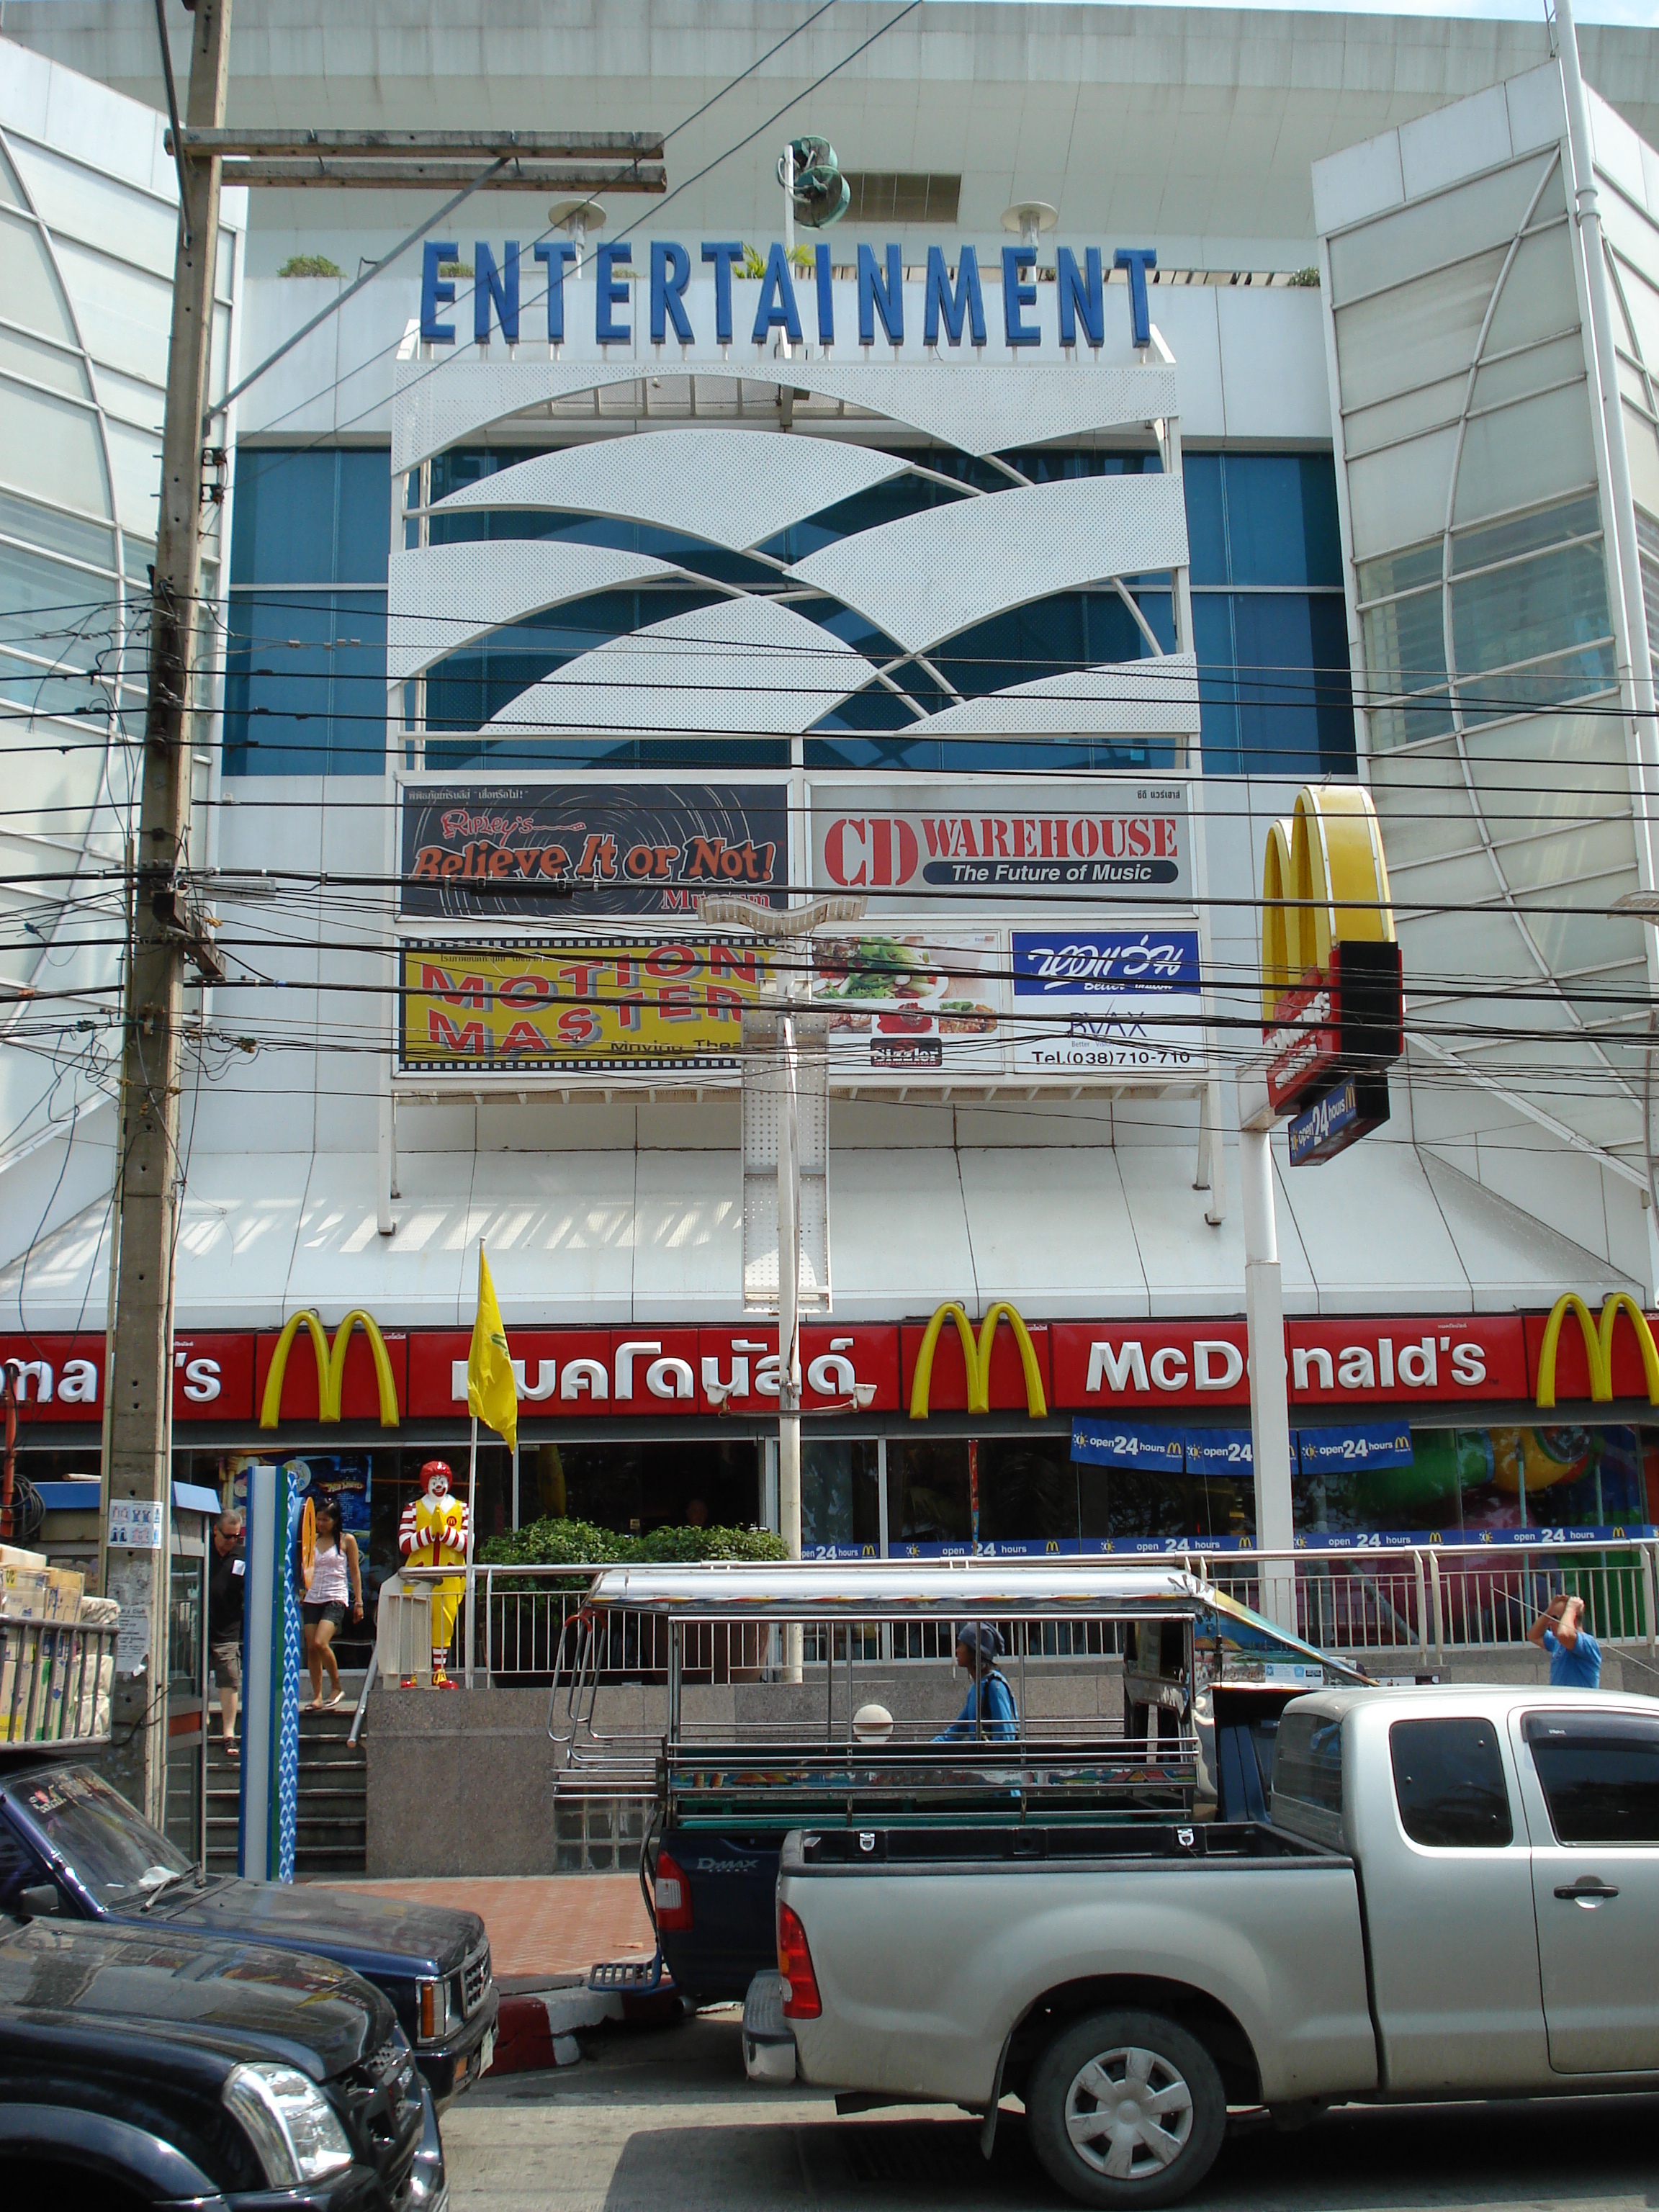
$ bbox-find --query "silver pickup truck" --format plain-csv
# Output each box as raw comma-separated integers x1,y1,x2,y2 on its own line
775,1686,1659,2208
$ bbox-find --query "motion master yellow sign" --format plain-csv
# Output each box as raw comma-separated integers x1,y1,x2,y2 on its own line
401,941,773,1074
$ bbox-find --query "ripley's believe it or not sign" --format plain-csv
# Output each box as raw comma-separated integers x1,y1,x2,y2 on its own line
395,777,1201,1084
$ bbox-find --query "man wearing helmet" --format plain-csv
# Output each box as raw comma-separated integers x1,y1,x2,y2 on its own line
399,1459,469,1686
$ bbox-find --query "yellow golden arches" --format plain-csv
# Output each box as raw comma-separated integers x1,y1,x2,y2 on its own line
1535,1291,1659,1409
1260,787,1396,1021
908,1300,1048,1421
259,1308,402,1429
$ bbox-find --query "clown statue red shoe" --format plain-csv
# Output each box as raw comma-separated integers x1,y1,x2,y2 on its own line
399,1459,468,1686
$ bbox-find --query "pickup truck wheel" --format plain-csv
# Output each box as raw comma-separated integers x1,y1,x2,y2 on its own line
1027,2010,1226,2209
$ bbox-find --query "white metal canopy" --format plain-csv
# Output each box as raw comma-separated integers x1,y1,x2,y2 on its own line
580,1558,1213,1617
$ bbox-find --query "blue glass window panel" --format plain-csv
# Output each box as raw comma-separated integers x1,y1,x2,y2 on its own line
428,505,783,590
223,588,387,774
1228,592,1356,777
334,451,394,584
422,586,725,732
229,449,389,587
1192,593,1241,773
932,590,1170,700
1220,453,1344,588
1183,452,1227,587
423,731,790,773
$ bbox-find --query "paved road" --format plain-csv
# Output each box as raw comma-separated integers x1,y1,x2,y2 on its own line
448,2013,1659,2212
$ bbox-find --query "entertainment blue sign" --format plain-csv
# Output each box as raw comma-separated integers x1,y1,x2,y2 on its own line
421,239,1161,351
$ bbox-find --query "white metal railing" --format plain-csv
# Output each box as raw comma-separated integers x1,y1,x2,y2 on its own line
395,1542,1659,1683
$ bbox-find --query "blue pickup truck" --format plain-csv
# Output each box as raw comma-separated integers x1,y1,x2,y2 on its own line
0,1759,498,2105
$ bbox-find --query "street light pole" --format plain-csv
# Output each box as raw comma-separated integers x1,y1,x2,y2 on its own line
697,893,866,1619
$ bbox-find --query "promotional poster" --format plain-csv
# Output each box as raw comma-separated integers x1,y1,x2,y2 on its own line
399,780,789,920
401,938,776,1073
1009,926,1205,1075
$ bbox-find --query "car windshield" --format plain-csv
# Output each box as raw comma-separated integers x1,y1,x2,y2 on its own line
9,1768,192,1905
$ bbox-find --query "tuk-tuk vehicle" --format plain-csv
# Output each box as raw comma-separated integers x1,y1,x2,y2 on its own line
547,1560,1366,2006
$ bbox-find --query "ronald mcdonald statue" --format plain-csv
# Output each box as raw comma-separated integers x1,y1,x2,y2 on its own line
399,1460,468,1686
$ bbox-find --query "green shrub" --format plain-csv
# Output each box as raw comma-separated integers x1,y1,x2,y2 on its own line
1288,266,1320,288
277,253,343,279
477,1517,787,1570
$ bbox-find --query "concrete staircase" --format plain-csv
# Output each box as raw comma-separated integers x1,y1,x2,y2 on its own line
207,1699,367,1876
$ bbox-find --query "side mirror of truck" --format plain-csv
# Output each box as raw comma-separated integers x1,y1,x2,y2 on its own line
19,1884,62,1919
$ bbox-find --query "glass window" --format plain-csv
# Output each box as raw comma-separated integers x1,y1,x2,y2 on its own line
1218,454,1343,588
1523,1710,1659,1845
230,447,390,587
888,1440,970,1550
222,587,387,775
1182,451,1226,587
1390,1717,1514,1847
0,203,79,345
1292,1423,1655,1542
1273,1707,1345,1820
979,1439,1079,1547
802,1439,881,1554
6,1766,190,1906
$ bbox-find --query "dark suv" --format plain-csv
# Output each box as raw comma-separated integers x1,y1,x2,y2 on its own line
0,1761,497,2104
0,1905,446,2210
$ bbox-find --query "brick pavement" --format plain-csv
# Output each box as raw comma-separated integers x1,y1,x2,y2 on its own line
321,1874,655,1984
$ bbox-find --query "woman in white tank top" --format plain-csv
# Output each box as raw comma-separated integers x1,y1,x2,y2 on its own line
302,1496,364,1709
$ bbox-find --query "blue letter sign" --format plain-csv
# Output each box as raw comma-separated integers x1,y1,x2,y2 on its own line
923,245,986,349
421,240,457,345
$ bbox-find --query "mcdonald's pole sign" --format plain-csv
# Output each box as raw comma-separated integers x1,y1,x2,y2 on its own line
1534,1292,1659,1408
258,1311,403,1429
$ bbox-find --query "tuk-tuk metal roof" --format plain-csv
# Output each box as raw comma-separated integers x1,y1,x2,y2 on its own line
580,1559,1213,1619
575,1558,1369,1685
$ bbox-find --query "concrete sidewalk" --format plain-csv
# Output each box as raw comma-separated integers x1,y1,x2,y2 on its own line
319,1874,655,1984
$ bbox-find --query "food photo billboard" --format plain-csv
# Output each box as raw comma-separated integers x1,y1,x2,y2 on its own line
811,929,1004,1079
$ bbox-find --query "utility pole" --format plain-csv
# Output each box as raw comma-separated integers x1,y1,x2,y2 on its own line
102,0,232,1826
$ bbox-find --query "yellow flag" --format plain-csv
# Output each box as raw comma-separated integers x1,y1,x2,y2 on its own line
467,1244,517,1449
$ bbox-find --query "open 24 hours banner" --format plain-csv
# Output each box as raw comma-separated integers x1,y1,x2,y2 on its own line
399,779,788,921
401,940,775,1075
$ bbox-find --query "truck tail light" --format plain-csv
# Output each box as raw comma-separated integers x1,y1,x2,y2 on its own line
777,1903,821,2020
654,1848,693,1933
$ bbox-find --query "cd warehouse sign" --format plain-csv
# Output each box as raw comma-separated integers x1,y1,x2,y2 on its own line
812,783,1190,905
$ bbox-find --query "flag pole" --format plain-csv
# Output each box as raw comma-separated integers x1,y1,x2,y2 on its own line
464,1412,477,1690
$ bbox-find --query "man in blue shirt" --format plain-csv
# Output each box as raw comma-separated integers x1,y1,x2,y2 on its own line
934,1621,1018,1741
1528,1591,1603,1688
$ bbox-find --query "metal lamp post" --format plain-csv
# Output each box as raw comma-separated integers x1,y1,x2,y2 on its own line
697,893,866,1635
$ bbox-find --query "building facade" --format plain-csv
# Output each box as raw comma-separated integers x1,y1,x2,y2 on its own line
6,4,1659,1650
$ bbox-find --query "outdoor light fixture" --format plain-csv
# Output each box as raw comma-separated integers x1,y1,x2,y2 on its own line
695,894,868,939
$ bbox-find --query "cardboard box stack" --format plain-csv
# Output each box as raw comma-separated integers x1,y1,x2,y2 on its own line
77,1592,119,1738
0,1544,48,1743
0,1552,112,1743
